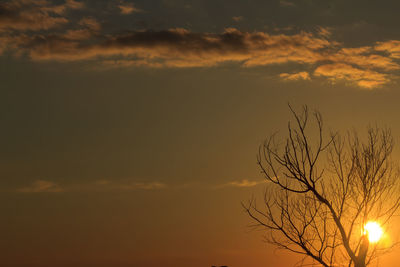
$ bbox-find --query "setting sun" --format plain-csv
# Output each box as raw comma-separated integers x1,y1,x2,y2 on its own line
364,221,383,243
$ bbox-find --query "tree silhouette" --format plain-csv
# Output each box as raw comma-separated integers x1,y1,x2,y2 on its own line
244,105,400,267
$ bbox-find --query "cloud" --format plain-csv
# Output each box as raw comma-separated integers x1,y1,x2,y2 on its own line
118,2,141,14
62,17,101,40
280,0,296,7
17,180,63,193
79,17,101,31
218,179,265,188
375,40,400,59
0,1,67,31
65,0,84,10
63,28,93,40
1,22,400,89
16,179,167,193
0,0,83,31
314,63,389,89
100,59,164,69
131,182,166,190
14,178,264,193
0,35,19,53
280,71,311,81
94,180,167,191
16,28,333,65
232,16,243,22
316,26,332,38
324,46,399,71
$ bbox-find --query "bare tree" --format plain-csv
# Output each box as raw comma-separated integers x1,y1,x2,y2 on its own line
244,105,400,267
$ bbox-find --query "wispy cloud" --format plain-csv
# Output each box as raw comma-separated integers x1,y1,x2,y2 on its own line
2,27,397,88
280,71,311,81
0,1,67,31
62,17,101,40
94,180,167,190
375,40,400,59
314,63,389,89
15,178,268,193
232,16,243,22
217,179,265,188
0,0,83,31
17,180,63,193
324,47,398,71
316,26,332,38
79,17,101,31
16,179,167,193
65,0,84,10
1,2,400,90
118,2,141,15
280,0,296,7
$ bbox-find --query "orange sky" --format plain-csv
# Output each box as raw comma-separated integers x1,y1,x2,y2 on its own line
3,0,400,266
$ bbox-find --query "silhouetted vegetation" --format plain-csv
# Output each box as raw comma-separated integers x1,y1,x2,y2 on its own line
244,105,400,267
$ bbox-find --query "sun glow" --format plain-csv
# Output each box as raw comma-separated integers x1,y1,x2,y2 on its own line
364,221,383,243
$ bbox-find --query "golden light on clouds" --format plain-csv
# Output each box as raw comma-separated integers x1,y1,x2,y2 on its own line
364,221,383,243
2,0,400,90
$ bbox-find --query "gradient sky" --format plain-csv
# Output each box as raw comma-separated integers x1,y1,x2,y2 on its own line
3,1,400,266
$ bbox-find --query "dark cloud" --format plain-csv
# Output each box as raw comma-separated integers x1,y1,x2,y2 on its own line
16,28,333,64
0,0,83,31
62,17,101,40
1,13,400,89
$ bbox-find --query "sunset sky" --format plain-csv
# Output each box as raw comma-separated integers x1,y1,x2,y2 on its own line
3,0,400,266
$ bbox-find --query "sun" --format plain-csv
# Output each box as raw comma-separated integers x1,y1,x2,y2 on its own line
364,221,383,243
